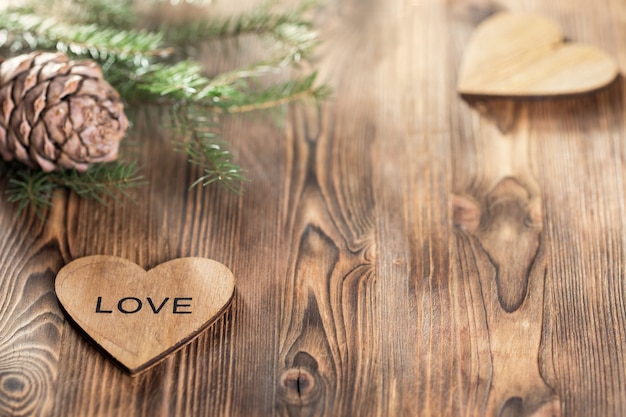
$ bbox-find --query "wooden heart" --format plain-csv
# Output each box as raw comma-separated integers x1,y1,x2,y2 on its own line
55,256,235,375
457,12,619,96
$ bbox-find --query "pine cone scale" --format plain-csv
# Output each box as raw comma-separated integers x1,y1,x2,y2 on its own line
0,129,8,161
33,52,64,67
38,62,71,82
47,75,81,106
24,82,46,118
0,84,14,126
0,51,127,172
69,62,102,79
62,133,86,160
0,54,31,84
29,84,48,122
69,97,88,130
9,107,27,145
20,69,39,99
43,102,69,145
30,123,57,159
18,111,31,144
12,64,41,104
12,137,30,166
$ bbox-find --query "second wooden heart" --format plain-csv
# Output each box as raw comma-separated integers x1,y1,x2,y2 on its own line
457,12,619,96
55,256,235,375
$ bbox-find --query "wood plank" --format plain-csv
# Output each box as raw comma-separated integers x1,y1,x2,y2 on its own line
0,202,67,417
369,1,454,415
275,97,378,416
0,0,625,415
451,99,560,416
450,1,626,415
530,87,626,417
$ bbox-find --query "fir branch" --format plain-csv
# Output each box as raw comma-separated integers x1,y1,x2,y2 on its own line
126,62,327,112
178,138,245,193
226,72,331,113
4,161,145,216
206,25,319,88
131,60,230,103
170,105,245,193
31,0,136,29
5,168,56,216
107,59,242,108
0,10,169,63
61,0,136,28
160,1,321,81
0,0,330,215
160,0,320,47
53,160,146,204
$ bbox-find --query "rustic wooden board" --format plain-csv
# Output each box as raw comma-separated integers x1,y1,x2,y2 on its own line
1,0,626,416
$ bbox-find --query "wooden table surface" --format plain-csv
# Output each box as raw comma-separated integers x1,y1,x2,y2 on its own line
2,0,626,416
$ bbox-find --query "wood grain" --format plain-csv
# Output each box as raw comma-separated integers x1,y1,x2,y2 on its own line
451,101,559,416
0,195,67,417
1,0,626,416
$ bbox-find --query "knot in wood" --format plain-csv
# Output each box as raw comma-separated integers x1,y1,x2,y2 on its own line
0,371,34,409
279,367,319,405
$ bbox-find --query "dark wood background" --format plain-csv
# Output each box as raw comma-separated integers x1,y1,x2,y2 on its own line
1,0,626,415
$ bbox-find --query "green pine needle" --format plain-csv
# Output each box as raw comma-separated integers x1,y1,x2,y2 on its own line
160,0,320,46
178,138,246,193
0,0,330,215
55,160,147,204
5,168,56,217
50,0,136,29
227,71,331,113
4,161,145,217
132,60,230,103
169,105,246,193
0,10,168,63
126,62,328,113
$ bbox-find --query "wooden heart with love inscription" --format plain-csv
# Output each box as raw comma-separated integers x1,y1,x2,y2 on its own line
457,12,619,96
55,256,235,375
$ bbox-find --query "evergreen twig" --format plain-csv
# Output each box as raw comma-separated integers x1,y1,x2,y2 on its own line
225,72,331,113
160,0,320,46
0,10,169,63
170,105,246,193
53,0,136,29
55,160,146,204
4,161,145,217
126,62,328,112
0,0,329,215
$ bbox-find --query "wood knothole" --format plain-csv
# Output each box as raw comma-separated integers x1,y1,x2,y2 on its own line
452,177,543,312
1,374,27,395
498,396,561,417
279,351,322,405
279,367,319,405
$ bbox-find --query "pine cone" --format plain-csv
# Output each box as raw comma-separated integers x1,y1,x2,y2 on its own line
0,52,128,172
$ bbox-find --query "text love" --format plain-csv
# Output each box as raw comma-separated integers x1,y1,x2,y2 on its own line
95,296,192,314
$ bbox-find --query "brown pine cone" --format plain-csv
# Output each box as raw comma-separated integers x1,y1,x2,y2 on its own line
0,52,128,172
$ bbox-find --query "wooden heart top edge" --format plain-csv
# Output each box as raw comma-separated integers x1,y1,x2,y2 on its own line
55,255,236,375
